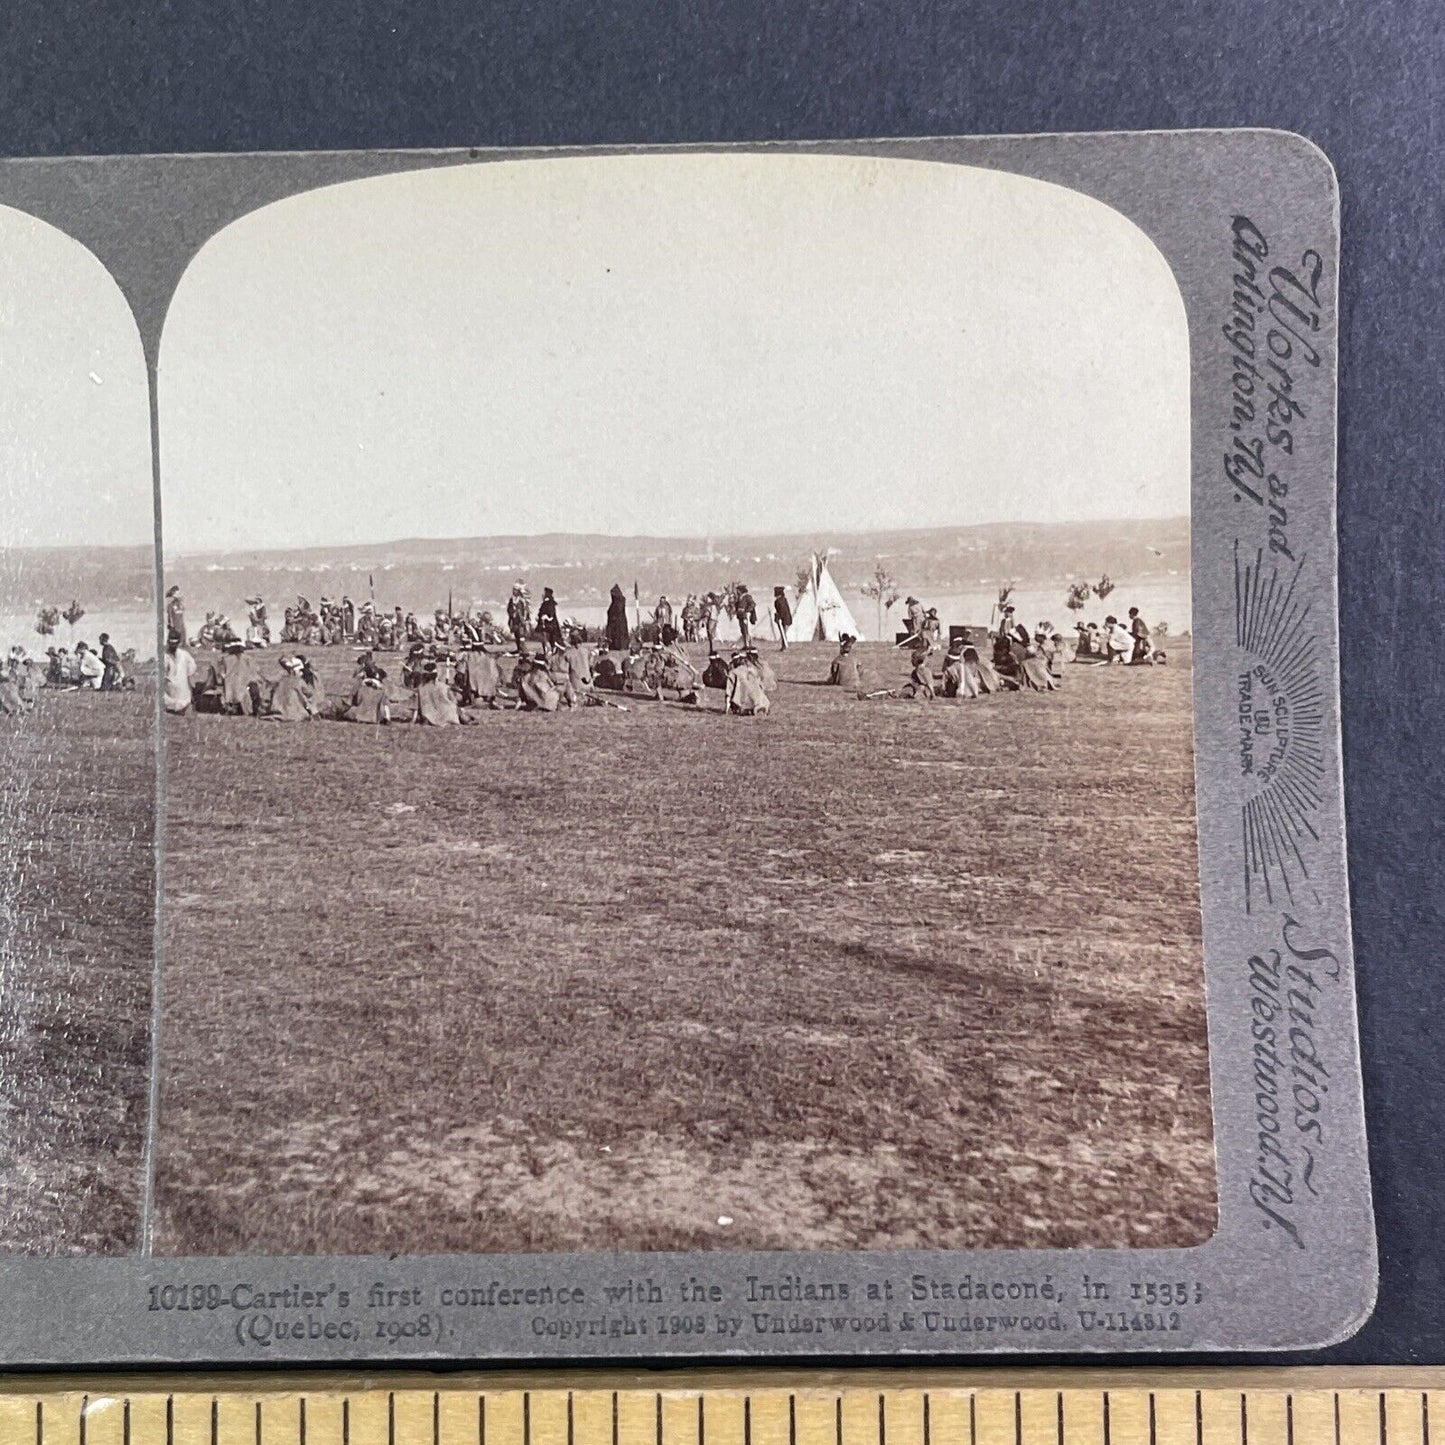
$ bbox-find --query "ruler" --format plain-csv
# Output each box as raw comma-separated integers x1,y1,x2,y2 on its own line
1,1372,1443,1445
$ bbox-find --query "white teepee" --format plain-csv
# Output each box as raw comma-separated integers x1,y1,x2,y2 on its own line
786,552,864,642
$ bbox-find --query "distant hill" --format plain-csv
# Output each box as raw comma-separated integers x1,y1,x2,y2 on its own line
0,545,155,614
164,519,1188,619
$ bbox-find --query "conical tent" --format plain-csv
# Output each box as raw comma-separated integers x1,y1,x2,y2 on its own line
786,552,864,642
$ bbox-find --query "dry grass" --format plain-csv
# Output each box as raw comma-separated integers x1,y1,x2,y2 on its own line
0,686,155,1254
154,641,1214,1256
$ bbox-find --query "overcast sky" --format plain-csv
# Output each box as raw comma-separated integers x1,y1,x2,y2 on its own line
0,205,153,550
159,153,1189,555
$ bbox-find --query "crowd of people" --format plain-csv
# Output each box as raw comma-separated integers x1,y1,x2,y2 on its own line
164,580,793,657
0,636,135,715
163,627,780,723
159,575,1168,728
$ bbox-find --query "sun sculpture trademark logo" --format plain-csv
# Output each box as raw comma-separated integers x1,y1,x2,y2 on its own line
1234,544,1326,912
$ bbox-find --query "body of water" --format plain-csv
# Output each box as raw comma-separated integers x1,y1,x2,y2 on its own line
553,578,1191,641
0,608,158,661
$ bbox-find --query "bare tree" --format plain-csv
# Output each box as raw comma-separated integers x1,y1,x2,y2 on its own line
1092,574,1115,602
1065,581,1091,615
860,562,901,637
62,599,86,639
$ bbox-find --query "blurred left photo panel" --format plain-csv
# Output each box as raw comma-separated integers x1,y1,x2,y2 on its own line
0,206,157,1253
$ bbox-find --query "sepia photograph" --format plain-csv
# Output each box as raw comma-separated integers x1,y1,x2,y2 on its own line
150,153,1215,1258
0,203,157,1254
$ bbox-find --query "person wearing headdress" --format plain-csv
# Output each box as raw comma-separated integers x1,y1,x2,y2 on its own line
219,639,261,715
659,635,701,702
165,585,186,645
267,656,317,720
941,636,967,697
772,586,793,651
98,632,122,691
245,596,270,647
827,634,863,695
562,629,594,708
514,643,561,712
640,640,667,696
606,583,630,651
702,592,722,650
621,644,649,694
903,596,925,639
505,581,532,652
343,674,390,723
414,662,461,725
922,607,942,649
701,649,730,692
0,666,28,716
1017,634,1059,691
537,586,564,651
725,647,771,715
734,585,757,649
681,594,701,643
457,641,502,709
298,654,326,712
903,643,935,700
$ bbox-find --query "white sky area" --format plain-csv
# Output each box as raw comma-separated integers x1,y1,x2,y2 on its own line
0,206,153,549
160,154,1189,555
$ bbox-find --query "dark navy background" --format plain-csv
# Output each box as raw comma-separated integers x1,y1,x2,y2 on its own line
2,0,1441,1365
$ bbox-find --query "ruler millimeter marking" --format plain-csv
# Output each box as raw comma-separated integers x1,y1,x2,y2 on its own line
2,1386,1445,1445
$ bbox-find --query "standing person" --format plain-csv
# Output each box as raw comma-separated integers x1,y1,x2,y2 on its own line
922,608,942,649
98,633,122,691
703,593,721,650
537,587,564,651
1128,607,1152,663
772,586,793,650
734,585,757,649
654,594,674,633
904,596,925,640
164,628,197,715
506,581,532,652
165,585,187,645
606,584,630,651
681,594,700,643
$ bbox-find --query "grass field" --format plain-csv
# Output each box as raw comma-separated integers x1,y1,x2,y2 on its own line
154,640,1214,1256
0,686,155,1254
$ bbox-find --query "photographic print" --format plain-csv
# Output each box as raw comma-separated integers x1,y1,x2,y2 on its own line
0,204,157,1254
0,135,1373,1360
152,155,1211,1258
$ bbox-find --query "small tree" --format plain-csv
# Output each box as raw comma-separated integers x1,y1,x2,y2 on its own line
62,599,86,638
1092,574,1115,602
1065,581,1091,615
1154,620,1169,639
34,605,59,638
860,562,902,637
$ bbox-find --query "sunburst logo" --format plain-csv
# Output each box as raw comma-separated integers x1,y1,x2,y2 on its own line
1234,544,1327,912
